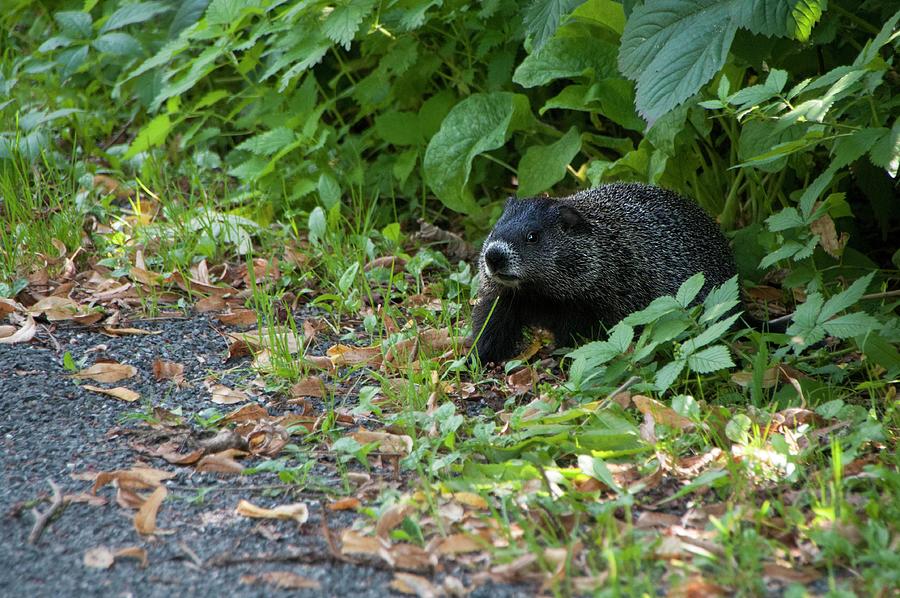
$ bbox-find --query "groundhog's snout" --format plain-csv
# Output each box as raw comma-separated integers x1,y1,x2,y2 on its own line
483,241,517,282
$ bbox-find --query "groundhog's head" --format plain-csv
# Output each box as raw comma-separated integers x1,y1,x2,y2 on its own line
480,197,589,289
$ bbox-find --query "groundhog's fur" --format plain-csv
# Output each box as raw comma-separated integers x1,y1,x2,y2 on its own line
471,183,737,364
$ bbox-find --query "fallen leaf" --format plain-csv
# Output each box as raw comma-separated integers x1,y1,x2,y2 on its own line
351,430,413,455
433,533,482,555
83,546,115,569
240,571,321,590
195,452,245,474
209,383,248,405
450,492,488,509
82,385,140,402
376,503,414,539
28,296,80,320
133,485,167,534
0,316,36,344
327,497,361,511
152,359,185,383
91,467,175,494
390,572,440,597
365,256,407,271
102,326,160,336
327,343,382,368
72,362,137,383
810,212,848,258
218,309,257,326
221,403,269,424
762,563,822,584
195,295,226,312
632,395,694,430
340,529,383,556
114,546,149,568
290,376,328,399
235,499,309,524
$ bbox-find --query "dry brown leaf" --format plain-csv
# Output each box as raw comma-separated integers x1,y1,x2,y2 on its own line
129,266,162,287
290,376,328,399
218,309,257,326
450,492,488,509
221,403,269,424
327,343,383,368
632,395,694,430
133,485,167,535
762,563,822,584
154,444,204,465
83,546,115,569
0,297,24,316
152,359,185,383
340,529,383,556
389,572,440,597
433,533,482,555
226,326,306,354
381,543,434,570
195,295,226,312
506,366,536,394
668,575,729,597
114,546,149,568
165,271,236,298
365,256,407,271
82,385,140,402
351,430,413,455
235,499,309,523
810,212,848,258
376,503,414,539
195,452,245,474
327,497,361,511
209,383,248,405
72,362,137,383
0,316,36,344
28,296,80,320
91,466,175,494
240,571,321,590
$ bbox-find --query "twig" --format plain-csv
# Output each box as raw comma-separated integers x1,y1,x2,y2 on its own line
320,499,356,564
28,479,67,545
597,375,642,410
206,548,336,567
177,541,204,569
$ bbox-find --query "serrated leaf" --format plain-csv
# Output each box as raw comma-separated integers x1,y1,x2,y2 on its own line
765,207,806,232
868,120,899,173
323,0,376,50
823,312,880,339
54,11,92,39
517,126,581,196
683,313,741,354
759,241,803,269
423,92,533,214
818,272,875,322
687,344,734,374
607,322,634,353
235,127,296,156
618,0,738,124
675,272,705,308
101,2,171,33
522,0,585,51
58,45,90,78
655,359,685,392
624,295,682,326
92,33,142,56
513,35,618,88
206,0,246,26
701,275,740,322
124,114,171,159
566,340,619,364
789,0,824,41
170,0,210,37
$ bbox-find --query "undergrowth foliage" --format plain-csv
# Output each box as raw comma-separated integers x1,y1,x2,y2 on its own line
0,0,898,595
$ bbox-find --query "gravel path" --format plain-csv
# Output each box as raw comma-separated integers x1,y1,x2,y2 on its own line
0,315,522,597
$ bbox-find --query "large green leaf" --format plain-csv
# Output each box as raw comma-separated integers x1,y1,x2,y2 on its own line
124,114,172,159
618,0,738,124
424,93,533,214
101,2,172,33
522,0,586,51
513,35,618,88
517,126,581,196
323,0,376,50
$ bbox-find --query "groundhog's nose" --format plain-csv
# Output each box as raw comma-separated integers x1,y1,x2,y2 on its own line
484,243,509,274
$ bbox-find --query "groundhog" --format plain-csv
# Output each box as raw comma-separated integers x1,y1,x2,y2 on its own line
471,183,737,364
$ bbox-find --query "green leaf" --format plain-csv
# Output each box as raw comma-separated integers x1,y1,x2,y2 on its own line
655,359,685,392
101,2,172,33
54,11,92,39
683,313,741,354
235,127,296,156
516,126,581,196
374,110,423,146
577,454,622,493
124,114,172,159
424,93,533,214
206,0,247,26
675,272,705,307
323,0,376,50
687,344,734,374
624,295,682,326
513,35,618,88
308,207,327,246
823,312,880,339
725,413,751,444
38,36,73,53
607,322,634,353
855,333,900,376
789,0,825,41
169,0,210,37
92,32,142,56
869,121,899,173
818,272,875,321
765,207,806,232
522,0,585,51
58,45,90,78
759,241,804,269
618,0,738,124
701,275,740,323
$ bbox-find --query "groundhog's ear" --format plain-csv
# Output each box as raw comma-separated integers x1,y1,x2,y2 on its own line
558,205,586,230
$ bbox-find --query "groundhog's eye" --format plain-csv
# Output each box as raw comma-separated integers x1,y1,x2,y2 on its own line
526,231,539,243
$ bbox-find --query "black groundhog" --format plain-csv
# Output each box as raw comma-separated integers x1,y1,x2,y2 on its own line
471,183,737,364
